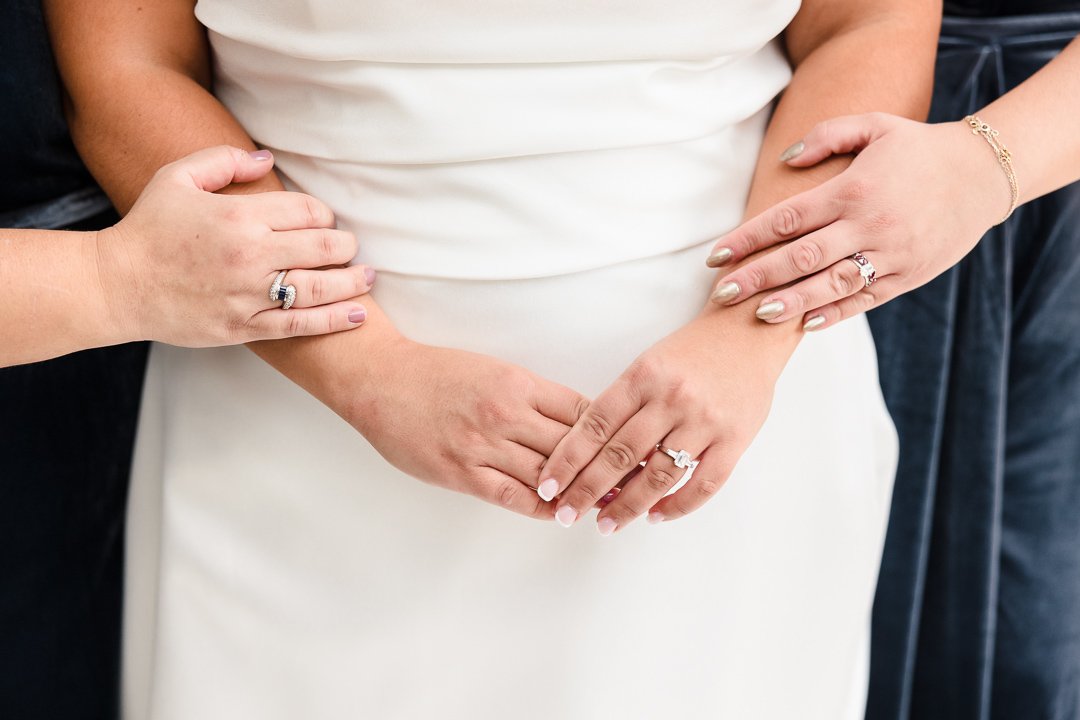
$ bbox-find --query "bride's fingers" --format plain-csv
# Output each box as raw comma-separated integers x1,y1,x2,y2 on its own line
704,181,839,269
647,444,734,523
529,379,590,428
552,408,668,528
751,254,884,325
487,441,549,489
594,429,710,535
261,265,375,310
710,224,858,306
475,467,554,520
510,413,573,458
537,380,640,503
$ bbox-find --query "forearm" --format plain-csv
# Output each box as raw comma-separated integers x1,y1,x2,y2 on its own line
0,229,124,366
697,5,939,375
976,36,1080,204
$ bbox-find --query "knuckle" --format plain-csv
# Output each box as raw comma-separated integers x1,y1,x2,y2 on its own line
284,312,308,337
829,265,860,297
496,480,521,508
742,263,769,293
771,204,803,238
474,396,510,426
600,441,638,474
789,239,823,274
645,465,679,493
838,177,874,204
625,357,658,388
300,194,332,228
581,411,613,443
569,396,591,424
308,274,329,306
318,231,339,264
695,476,724,499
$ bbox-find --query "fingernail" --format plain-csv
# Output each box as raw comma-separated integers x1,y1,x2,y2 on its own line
647,511,665,525
803,315,826,331
597,517,618,536
756,300,785,320
537,478,559,502
706,247,734,268
555,506,578,528
249,149,273,161
363,266,376,286
710,281,741,305
348,307,367,324
779,141,805,162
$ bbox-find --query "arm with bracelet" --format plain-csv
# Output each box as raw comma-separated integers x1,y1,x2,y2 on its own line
703,34,1080,330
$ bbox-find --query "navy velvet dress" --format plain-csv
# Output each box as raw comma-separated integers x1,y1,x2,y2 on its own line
867,5,1080,720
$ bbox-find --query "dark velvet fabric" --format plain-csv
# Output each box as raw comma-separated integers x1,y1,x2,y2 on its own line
868,12,1080,720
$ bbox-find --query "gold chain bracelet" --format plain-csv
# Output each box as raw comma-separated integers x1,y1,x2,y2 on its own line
965,115,1019,224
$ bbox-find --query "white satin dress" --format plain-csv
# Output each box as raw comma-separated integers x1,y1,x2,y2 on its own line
122,1,899,718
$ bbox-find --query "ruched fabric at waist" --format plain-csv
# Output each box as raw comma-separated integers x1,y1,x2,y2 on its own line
209,36,789,280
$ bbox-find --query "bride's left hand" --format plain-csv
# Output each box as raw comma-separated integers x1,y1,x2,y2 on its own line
537,315,778,534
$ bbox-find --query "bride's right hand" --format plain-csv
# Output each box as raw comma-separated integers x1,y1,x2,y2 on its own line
96,145,375,347
352,338,590,519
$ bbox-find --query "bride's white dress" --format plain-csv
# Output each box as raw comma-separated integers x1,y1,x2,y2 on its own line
122,1,899,718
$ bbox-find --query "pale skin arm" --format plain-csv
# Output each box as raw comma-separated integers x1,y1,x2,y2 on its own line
45,0,590,518
541,0,941,532
2,146,372,368
707,35,1080,330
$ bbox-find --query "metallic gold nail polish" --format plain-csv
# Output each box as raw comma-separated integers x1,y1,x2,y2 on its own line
706,247,734,268
779,141,805,162
803,315,826,331
710,281,741,304
756,301,785,320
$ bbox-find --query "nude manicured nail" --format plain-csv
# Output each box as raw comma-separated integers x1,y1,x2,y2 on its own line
364,266,376,286
647,511,664,525
710,282,741,304
779,141,805,162
597,518,618,536
756,301,785,320
706,247,734,268
249,149,273,161
537,478,559,502
348,308,367,324
555,506,578,528
803,315,826,331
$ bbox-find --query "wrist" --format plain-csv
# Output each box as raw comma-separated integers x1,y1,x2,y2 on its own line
944,119,1016,230
93,225,146,344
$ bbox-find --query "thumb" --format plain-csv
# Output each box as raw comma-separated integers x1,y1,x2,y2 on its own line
780,112,896,168
166,145,276,193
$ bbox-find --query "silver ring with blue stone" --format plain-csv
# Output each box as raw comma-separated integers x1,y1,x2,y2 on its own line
269,270,297,310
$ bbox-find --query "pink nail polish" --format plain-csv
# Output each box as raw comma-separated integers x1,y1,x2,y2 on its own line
364,267,376,286
348,308,367,324
597,517,617,536
537,478,559,502
249,149,273,161
555,506,578,528
647,511,664,525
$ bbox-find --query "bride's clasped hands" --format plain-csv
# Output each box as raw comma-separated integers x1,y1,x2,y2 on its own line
536,311,785,534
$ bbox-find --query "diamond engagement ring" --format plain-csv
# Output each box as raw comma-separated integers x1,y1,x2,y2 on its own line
848,252,878,288
269,270,298,310
656,444,700,484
